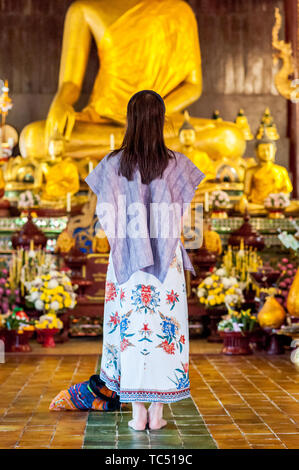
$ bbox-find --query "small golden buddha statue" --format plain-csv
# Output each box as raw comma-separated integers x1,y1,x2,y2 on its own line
40,127,80,207
211,110,223,121
54,229,75,254
92,229,110,253
237,132,293,214
256,107,279,141
4,156,44,193
235,109,253,141
19,0,245,164
203,222,222,255
179,111,215,181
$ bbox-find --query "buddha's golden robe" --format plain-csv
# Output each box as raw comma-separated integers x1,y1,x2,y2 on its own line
42,160,80,200
204,230,222,255
192,151,216,181
249,164,293,205
78,0,200,124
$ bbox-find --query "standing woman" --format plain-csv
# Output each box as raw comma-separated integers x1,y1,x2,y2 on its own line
85,90,205,431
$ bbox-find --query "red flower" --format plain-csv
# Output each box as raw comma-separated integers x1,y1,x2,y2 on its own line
182,363,189,373
120,289,125,301
110,312,120,325
141,285,152,306
179,335,185,344
142,323,150,332
166,290,179,305
161,340,175,355
105,282,117,302
121,338,129,352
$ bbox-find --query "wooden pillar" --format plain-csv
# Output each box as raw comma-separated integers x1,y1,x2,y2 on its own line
284,0,299,198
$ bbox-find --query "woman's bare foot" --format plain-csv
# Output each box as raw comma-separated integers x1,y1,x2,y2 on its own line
128,402,148,431
148,402,167,430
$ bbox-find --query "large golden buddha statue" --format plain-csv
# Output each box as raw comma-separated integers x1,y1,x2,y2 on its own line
19,0,245,162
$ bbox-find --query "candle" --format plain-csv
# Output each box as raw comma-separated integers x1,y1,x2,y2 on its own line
204,192,209,213
88,160,93,173
110,133,115,151
66,193,71,213
30,239,34,251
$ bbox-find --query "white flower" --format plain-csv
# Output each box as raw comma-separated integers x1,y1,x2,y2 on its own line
264,192,290,209
28,250,36,259
204,277,213,286
215,268,226,277
197,288,206,297
48,279,58,289
34,299,44,311
233,323,242,332
222,278,231,289
29,291,39,302
50,301,60,311
225,294,238,305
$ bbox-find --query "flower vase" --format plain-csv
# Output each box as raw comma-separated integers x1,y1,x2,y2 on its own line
0,328,5,348
36,330,43,344
267,208,285,219
211,208,228,219
4,329,33,352
206,306,227,343
220,331,252,355
38,328,60,348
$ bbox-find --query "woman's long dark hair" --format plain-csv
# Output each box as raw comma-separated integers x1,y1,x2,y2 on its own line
107,90,176,184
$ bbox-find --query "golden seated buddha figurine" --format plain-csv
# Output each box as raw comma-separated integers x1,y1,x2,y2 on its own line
54,229,76,254
4,156,44,193
203,222,222,255
19,0,245,163
40,127,80,207
92,229,110,253
237,133,294,214
179,111,215,181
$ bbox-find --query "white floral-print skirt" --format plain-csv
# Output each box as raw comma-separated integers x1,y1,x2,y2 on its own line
100,240,190,403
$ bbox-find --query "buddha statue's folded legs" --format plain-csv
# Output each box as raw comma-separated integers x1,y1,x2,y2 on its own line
20,113,246,162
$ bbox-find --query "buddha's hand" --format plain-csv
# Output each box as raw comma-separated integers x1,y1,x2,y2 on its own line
45,96,76,151
235,195,248,213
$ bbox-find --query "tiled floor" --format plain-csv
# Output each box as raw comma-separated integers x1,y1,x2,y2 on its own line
191,355,299,449
84,400,216,449
0,339,299,449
